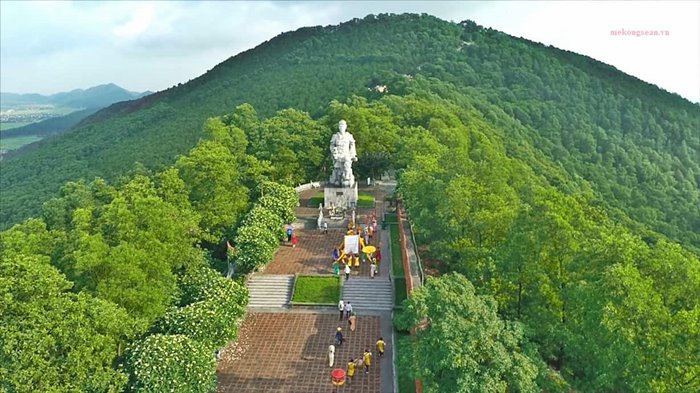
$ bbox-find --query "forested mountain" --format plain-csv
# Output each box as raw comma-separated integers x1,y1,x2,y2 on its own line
1,15,697,254
2,13,698,392
1,14,697,253
0,83,150,109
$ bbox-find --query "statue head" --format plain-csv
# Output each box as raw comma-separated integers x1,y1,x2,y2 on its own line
338,120,347,134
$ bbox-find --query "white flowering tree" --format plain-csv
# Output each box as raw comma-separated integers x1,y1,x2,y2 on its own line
124,334,215,393
157,268,248,352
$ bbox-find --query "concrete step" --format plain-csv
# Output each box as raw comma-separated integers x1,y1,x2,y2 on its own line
341,278,394,311
247,275,294,308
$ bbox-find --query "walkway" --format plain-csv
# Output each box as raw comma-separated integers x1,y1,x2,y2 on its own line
217,181,396,393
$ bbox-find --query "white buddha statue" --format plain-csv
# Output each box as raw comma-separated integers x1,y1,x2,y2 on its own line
329,120,357,187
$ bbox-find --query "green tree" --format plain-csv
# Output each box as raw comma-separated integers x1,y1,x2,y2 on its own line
395,273,539,393
1,254,132,393
175,139,249,240
124,334,216,393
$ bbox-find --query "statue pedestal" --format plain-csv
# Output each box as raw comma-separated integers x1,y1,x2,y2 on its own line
324,182,358,211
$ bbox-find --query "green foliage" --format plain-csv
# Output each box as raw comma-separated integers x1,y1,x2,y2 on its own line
231,181,297,275
1,253,131,393
395,273,539,393
175,138,249,240
394,332,417,393
243,108,327,184
37,175,203,330
388,88,698,391
158,264,248,352
2,14,698,258
124,334,216,393
257,180,300,224
291,275,340,304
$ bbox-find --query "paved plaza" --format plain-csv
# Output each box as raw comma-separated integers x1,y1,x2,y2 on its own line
264,229,383,278
217,312,383,393
217,183,395,392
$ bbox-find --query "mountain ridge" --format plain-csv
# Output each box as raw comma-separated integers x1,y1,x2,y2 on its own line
1,83,151,109
1,13,697,252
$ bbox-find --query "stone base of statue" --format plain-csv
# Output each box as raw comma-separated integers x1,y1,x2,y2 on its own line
324,182,358,212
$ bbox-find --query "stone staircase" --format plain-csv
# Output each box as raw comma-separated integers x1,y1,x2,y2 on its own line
247,274,294,308
341,277,393,312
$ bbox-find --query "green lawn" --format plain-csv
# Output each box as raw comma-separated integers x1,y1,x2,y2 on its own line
384,212,398,224
357,192,375,207
292,275,340,304
308,192,324,207
307,191,375,208
0,135,42,150
388,221,407,306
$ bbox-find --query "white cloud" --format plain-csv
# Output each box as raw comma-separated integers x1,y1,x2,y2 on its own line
112,4,156,39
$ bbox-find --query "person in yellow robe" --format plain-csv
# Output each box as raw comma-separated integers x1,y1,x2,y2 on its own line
363,349,372,374
346,359,355,384
376,337,385,358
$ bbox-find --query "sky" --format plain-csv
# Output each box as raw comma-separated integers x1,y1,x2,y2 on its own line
1,1,698,103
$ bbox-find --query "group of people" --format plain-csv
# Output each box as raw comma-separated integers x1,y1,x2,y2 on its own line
328,303,386,383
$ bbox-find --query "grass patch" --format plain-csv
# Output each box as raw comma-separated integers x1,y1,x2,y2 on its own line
389,222,407,306
292,275,340,304
389,223,404,276
308,192,324,207
384,212,398,224
306,191,375,208
394,277,407,307
395,331,416,393
357,192,375,207
0,135,42,150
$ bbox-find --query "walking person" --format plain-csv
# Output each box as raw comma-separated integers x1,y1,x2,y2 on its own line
344,263,351,280
370,261,377,278
376,337,385,358
345,302,353,319
335,327,345,346
363,349,372,374
346,358,356,384
348,312,357,332
291,232,298,248
285,224,293,242
323,222,328,234
338,299,345,320
374,249,381,275
328,344,336,367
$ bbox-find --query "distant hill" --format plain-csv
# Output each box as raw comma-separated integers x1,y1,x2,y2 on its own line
1,83,151,110
1,14,698,252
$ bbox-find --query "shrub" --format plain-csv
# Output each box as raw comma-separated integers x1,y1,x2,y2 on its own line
124,334,216,393
157,275,248,351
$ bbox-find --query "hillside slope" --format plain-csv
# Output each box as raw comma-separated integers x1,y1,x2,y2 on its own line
1,14,698,252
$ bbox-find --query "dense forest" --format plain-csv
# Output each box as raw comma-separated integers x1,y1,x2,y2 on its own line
1,14,698,256
1,112,300,392
1,13,699,393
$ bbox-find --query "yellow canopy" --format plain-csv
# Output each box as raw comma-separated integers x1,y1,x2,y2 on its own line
362,245,376,254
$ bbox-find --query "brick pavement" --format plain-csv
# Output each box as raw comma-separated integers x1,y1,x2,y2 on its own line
264,228,384,278
217,312,382,393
